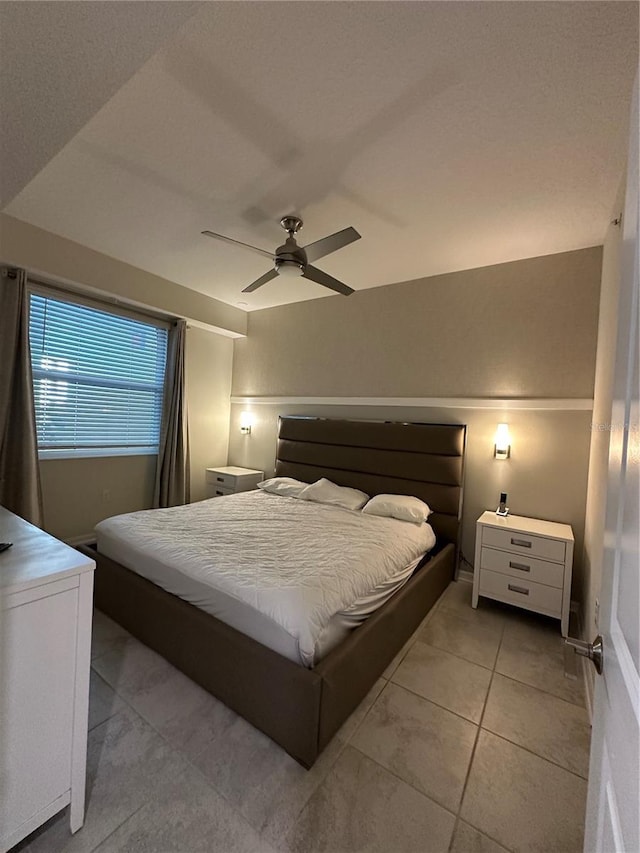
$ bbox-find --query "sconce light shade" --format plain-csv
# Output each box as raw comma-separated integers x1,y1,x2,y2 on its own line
494,423,511,459
240,411,253,435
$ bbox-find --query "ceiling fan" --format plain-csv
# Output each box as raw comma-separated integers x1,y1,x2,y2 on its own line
202,216,360,295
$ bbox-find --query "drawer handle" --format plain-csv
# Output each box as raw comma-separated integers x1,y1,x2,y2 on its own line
216,490,224,495
509,561,531,572
216,477,224,482
511,537,532,548
508,583,530,596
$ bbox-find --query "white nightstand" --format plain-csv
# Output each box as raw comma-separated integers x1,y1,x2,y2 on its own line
205,466,264,498
472,511,574,636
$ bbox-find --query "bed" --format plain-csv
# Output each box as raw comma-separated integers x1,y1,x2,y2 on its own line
80,416,466,767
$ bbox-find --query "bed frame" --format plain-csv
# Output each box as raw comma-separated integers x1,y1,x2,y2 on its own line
81,417,466,768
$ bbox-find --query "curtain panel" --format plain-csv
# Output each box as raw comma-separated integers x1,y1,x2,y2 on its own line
154,319,190,507
0,268,43,525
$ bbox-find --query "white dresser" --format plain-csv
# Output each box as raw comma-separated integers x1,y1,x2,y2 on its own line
205,466,264,498
472,511,574,636
0,507,95,852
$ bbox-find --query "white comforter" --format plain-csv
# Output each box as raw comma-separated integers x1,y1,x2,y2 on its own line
95,490,436,665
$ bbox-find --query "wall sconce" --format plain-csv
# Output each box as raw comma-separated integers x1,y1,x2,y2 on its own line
494,423,511,459
240,411,254,435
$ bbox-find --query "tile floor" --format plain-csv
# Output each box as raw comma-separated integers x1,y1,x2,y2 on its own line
16,580,591,853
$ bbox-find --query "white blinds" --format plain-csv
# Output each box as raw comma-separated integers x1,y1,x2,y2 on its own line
29,293,168,456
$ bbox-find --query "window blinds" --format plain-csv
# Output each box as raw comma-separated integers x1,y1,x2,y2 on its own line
29,293,168,456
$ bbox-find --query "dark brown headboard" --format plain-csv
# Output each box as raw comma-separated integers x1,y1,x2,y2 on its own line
275,417,466,546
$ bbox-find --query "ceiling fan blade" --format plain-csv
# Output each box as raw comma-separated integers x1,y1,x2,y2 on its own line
303,265,354,296
242,268,278,293
301,226,361,263
202,230,273,260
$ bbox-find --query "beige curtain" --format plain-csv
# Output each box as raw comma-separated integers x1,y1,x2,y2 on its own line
0,268,43,525
154,319,190,507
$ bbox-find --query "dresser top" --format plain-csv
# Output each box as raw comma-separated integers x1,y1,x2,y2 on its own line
477,510,574,541
0,506,95,594
206,466,263,477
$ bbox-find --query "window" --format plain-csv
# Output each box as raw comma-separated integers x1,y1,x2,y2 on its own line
29,292,168,458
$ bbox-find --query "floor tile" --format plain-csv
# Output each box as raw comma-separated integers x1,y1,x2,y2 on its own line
483,673,591,777
496,616,585,706
417,605,503,669
91,609,131,660
392,640,492,723
285,746,456,853
450,820,510,853
88,670,126,732
352,682,477,813
461,730,587,853
439,581,514,628
380,596,445,680
195,677,385,847
438,579,475,611
93,762,276,853
381,634,415,680
22,705,191,853
92,636,237,758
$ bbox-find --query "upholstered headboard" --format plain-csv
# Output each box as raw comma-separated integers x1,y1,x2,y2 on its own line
274,416,466,546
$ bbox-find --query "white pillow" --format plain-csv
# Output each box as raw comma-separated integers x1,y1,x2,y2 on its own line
257,477,307,498
362,494,432,524
298,478,369,511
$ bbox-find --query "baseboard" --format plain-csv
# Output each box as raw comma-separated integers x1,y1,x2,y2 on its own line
456,569,474,584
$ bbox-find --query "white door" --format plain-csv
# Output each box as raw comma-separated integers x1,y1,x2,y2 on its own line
583,75,639,853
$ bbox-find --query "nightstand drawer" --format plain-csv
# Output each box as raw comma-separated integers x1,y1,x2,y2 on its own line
480,547,564,589
209,485,234,498
206,470,237,489
482,526,566,563
205,468,263,492
479,569,563,616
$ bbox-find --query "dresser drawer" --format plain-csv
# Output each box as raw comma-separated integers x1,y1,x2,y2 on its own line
482,526,566,563
479,569,563,616
479,547,564,589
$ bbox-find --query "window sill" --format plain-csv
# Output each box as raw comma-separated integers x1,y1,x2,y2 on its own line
38,448,159,461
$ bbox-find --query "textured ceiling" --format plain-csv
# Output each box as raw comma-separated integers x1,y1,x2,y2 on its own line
3,1,638,311
0,1,199,208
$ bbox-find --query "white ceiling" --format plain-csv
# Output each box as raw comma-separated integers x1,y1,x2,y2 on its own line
3,1,638,311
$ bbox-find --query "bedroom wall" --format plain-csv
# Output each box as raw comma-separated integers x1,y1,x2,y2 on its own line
232,247,601,399
582,178,625,646
186,326,234,503
0,216,239,541
228,247,603,601
0,213,246,337
38,325,234,542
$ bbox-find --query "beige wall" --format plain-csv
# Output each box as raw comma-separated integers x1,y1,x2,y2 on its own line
0,214,246,337
2,217,238,540
232,247,602,398
229,247,604,600
40,454,157,542
186,326,234,503
582,179,625,644
40,328,233,540
39,326,233,542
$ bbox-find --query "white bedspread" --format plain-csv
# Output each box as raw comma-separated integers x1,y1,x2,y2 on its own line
95,490,436,666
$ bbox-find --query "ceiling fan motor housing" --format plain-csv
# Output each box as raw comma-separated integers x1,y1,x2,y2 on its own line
275,235,306,275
